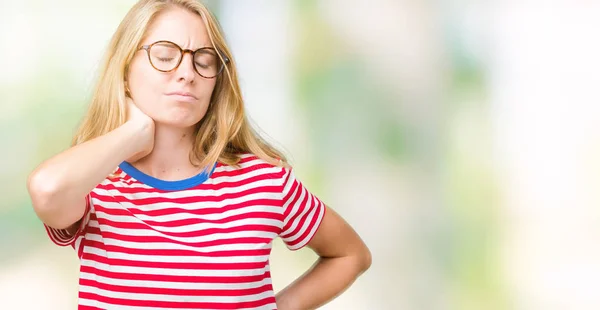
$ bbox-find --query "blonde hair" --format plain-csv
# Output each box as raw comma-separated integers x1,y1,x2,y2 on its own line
73,0,287,170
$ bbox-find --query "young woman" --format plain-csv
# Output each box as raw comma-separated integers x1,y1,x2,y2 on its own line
27,0,371,309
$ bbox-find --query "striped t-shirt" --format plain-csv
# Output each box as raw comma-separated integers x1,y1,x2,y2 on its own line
44,154,326,309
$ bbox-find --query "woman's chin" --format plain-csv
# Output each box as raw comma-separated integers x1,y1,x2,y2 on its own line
150,105,207,128
154,115,205,129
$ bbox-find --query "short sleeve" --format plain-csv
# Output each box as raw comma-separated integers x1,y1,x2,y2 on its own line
279,168,327,250
44,194,92,250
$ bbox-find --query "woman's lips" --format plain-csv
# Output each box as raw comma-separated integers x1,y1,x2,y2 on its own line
165,91,198,102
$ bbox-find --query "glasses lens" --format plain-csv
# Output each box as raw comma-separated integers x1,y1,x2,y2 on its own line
194,49,223,78
149,42,181,71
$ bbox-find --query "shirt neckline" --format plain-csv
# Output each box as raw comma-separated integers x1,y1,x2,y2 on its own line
118,161,216,191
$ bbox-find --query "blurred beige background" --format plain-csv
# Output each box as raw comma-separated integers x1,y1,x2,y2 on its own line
1,0,600,309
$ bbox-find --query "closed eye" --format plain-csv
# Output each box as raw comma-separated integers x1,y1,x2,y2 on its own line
157,57,175,62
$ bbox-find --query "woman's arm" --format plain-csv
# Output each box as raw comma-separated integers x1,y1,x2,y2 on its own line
27,100,154,230
276,207,372,310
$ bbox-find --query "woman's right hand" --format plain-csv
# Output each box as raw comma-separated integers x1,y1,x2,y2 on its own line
125,97,155,163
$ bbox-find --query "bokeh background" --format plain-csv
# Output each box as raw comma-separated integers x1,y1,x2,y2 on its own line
1,0,600,309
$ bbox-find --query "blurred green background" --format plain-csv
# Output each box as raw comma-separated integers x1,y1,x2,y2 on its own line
2,1,600,309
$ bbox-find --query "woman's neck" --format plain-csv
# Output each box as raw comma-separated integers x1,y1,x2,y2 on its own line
131,124,201,181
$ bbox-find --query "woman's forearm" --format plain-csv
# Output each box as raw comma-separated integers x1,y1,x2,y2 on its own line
27,119,151,229
275,254,371,310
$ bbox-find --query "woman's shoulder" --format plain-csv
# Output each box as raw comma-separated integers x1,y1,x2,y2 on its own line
89,166,137,193
214,153,290,179
219,153,285,168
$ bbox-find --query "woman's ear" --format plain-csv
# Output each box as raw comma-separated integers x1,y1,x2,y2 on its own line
125,80,131,98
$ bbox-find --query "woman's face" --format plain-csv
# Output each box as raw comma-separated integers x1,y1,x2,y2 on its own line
127,7,216,128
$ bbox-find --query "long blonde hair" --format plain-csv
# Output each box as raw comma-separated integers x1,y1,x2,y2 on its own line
73,0,287,170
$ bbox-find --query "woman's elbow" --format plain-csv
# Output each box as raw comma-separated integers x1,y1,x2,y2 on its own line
358,245,372,272
27,170,69,229
27,170,57,213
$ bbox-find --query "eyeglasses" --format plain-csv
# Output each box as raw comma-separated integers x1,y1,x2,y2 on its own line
138,40,229,79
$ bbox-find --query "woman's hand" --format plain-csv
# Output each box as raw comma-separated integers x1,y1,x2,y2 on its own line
125,97,155,163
